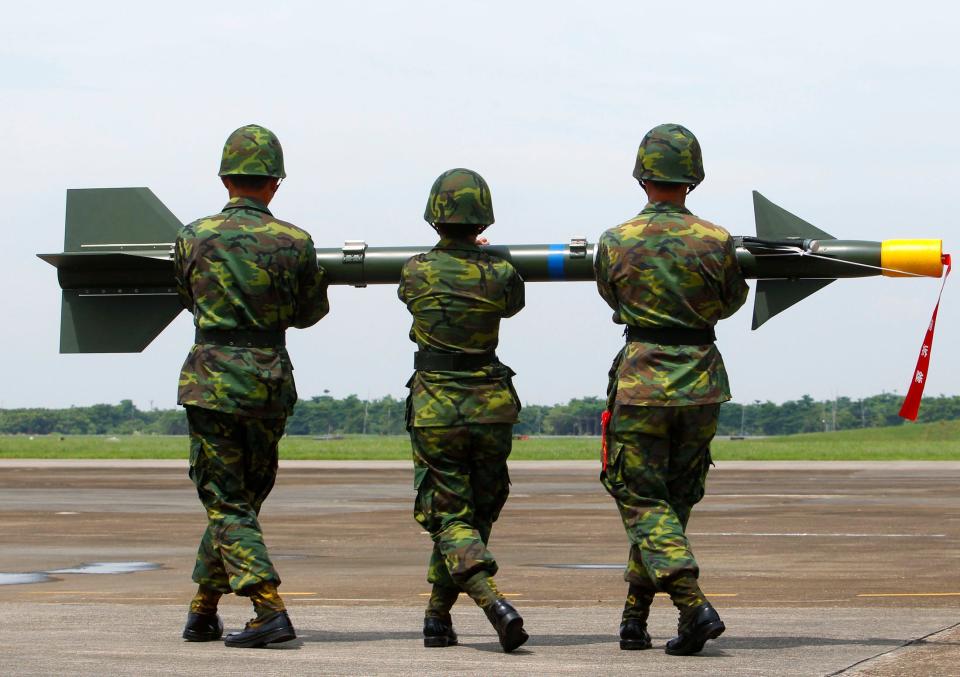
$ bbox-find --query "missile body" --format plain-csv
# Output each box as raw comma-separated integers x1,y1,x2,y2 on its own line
39,238,942,288
37,187,946,352
317,241,595,285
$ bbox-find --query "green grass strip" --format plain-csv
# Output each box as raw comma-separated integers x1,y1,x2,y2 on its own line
1,419,958,461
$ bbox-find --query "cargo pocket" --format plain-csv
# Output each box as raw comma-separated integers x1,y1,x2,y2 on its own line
413,463,428,490
689,449,713,506
185,409,209,491
412,463,433,531
506,378,522,416
600,443,629,501
404,374,415,431
605,348,625,410
489,471,511,523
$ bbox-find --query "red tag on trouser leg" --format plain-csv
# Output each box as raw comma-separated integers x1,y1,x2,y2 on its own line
899,254,951,421
601,410,611,471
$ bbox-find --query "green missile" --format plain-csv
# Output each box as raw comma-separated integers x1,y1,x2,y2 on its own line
38,188,946,352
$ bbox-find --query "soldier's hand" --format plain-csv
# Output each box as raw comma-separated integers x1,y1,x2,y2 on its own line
476,236,490,245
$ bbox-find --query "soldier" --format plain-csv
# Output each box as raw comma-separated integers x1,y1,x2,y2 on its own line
595,124,749,655
176,124,329,648
398,168,528,653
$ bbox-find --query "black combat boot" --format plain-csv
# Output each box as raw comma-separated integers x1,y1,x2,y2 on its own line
619,619,652,651
423,616,459,648
223,610,297,648
182,612,224,642
423,584,460,647
619,583,654,650
463,572,528,653
183,584,224,641
483,599,528,653
665,602,725,656
224,582,296,648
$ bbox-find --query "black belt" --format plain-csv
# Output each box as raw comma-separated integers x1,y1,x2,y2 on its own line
414,351,498,371
195,329,286,348
625,326,716,346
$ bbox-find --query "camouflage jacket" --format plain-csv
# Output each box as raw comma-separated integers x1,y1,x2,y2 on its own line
398,238,524,427
175,196,329,418
596,201,748,407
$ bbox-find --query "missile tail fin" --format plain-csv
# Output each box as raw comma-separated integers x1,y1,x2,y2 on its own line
43,188,183,353
59,290,182,353
752,278,835,329
753,191,835,240
65,187,181,251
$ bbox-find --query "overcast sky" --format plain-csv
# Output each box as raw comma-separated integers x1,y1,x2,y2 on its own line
3,1,957,410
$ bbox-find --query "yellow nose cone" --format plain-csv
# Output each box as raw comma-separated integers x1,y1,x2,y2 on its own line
881,240,944,277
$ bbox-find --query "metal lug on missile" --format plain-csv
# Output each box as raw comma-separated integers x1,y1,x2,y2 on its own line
342,240,367,263
341,240,368,288
569,237,588,258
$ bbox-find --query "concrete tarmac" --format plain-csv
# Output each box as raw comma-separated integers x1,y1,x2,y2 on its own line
1,459,959,676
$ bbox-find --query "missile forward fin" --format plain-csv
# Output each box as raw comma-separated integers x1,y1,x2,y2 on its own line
752,278,835,329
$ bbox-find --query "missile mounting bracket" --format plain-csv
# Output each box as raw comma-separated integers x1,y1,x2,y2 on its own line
341,240,368,287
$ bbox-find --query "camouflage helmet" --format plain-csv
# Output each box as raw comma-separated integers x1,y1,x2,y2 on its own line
423,168,494,226
632,123,704,187
218,124,286,179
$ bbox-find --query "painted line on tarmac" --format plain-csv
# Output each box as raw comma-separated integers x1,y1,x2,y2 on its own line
417,592,522,598
857,592,960,597
26,591,174,595
32,596,181,601
690,532,946,538
713,494,852,498
290,598,399,602
519,594,738,602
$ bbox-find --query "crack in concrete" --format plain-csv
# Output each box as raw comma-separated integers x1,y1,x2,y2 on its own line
827,621,960,676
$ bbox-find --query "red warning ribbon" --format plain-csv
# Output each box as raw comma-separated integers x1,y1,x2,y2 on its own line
899,254,952,421
600,410,611,471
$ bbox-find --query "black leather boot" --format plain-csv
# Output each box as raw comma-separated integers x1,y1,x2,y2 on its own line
423,616,459,648
619,582,654,650
223,610,296,648
665,602,725,656
182,612,223,642
619,618,652,650
483,599,528,653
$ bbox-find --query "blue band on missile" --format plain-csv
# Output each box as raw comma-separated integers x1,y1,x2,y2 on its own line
548,244,565,279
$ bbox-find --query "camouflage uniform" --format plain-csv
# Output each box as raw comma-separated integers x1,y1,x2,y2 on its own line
596,129,748,603
400,237,524,588
401,169,529,652
176,192,329,595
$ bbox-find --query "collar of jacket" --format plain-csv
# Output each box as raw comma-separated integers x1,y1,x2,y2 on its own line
640,200,692,215
222,196,273,215
433,237,482,252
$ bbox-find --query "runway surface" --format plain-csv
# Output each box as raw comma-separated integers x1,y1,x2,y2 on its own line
1,459,958,675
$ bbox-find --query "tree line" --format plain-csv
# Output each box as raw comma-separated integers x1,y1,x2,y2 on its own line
1,393,959,437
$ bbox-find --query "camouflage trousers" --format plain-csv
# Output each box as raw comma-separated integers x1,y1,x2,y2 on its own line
410,424,513,588
600,404,719,591
186,406,285,595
